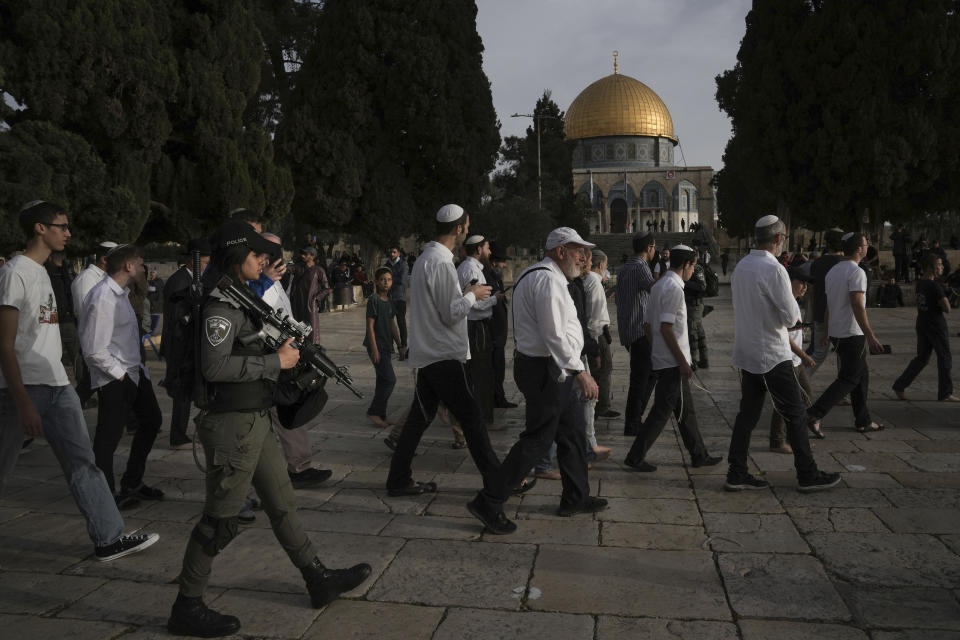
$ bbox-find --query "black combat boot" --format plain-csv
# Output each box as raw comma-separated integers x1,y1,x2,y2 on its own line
301,557,372,608
167,593,241,637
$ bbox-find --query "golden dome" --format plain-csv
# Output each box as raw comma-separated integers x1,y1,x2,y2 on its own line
565,73,677,142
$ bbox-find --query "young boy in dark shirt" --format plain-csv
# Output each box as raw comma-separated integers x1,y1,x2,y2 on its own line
364,267,404,426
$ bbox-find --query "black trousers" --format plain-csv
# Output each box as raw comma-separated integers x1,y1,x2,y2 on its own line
393,300,407,348
467,319,495,423
626,367,708,464
386,360,500,492
75,353,95,406
624,337,657,429
170,393,193,444
894,321,953,400
728,361,818,480
480,354,589,509
93,368,162,493
492,342,507,405
809,335,872,428
894,254,908,282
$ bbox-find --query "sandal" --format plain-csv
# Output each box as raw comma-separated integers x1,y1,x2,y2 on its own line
807,419,825,439
387,481,437,497
511,477,537,495
856,422,884,433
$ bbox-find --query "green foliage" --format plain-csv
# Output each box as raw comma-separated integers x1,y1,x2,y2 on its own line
480,90,588,249
278,0,500,247
716,0,960,235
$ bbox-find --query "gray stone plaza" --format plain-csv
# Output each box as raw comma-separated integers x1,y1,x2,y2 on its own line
1,286,958,639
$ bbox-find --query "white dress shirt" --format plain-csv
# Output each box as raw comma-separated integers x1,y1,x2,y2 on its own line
407,241,476,369
648,270,691,370
731,249,800,374
71,264,106,328
79,276,147,388
825,259,866,338
583,271,609,340
456,256,497,321
512,258,584,375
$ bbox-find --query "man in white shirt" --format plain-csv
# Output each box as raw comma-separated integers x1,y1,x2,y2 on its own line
586,249,618,420
385,204,499,498
80,244,164,508
468,227,606,535
807,232,885,433
0,200,158,561
70,240,118,407
457,235,502,425
726,215,840,493
623,245,721,472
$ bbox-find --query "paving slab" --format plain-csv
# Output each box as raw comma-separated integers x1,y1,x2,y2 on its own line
703,513,809,553
717,553,851,621
788,506,890,534
0,572,106,615
298,508,394,535
307,600,443,640
595,496,703,525
380,514,481,541
597,617,739,640
530,545,730,620
601,521,707,550
598,477,694,500
367,538,536,609
0,613,131,639
837,585,960,630
694,481,785,514
777,487,892,509
433,608,595,640
0,512,96,572
738,620,868,640
208,589,322,638
58,579,191,627
873,507,960,533
831,452,916,473
483,517,599,546
881,487,960,508
807,533,960,587
872,632,960,640
836,472,901,488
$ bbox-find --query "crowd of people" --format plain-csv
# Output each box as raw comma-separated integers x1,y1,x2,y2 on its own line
0,198,956,637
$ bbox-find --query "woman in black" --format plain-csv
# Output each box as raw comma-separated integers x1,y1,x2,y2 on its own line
893,253,958,402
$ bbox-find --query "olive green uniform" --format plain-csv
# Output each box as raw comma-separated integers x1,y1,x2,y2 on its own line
177,287,317,598
685,264,708,366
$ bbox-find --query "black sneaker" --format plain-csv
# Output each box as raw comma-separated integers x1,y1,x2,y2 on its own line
596,409,621,419
466,496,517,535
289,468,333,489
122,482,165,501
95,532,159,562
168,593,240,637
691,454,723,468
798,471,842,493
301,558,373,608
724,473,769,492
557,496,608,517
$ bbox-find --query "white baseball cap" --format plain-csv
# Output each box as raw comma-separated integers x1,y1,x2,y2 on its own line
545,227,595,250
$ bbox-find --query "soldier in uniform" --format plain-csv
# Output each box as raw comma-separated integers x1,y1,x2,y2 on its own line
167,221,371,638
684,260,708,369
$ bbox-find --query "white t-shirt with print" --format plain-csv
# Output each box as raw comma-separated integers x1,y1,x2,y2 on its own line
0,255,70,388
825,259,867,338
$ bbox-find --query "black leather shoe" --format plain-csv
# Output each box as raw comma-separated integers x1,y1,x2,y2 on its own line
167,593,240,637
691,454,723,468
289,468,333,489
301,558,373,608
494,401,519,409
596,410,621,419
466,496,517,534
557,496,608,517
624,458,657,472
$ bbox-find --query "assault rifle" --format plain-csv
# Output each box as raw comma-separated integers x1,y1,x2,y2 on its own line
215,275,363,399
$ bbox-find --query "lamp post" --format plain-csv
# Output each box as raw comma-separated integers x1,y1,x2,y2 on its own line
511,112,557,211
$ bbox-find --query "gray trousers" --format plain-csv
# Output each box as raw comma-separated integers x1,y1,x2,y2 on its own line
0,385,124,547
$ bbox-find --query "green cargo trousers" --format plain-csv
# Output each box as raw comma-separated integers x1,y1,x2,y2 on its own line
177,409,317,597
687,300,707,365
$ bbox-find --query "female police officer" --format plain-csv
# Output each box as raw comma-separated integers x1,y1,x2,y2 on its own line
167,220,370,637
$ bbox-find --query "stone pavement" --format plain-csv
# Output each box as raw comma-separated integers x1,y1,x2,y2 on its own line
2,286,959,639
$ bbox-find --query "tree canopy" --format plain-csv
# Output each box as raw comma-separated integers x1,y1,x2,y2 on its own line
0,0,499,255
715,0,960,234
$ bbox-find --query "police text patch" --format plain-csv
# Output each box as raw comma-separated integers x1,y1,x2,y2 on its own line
206,316,232,347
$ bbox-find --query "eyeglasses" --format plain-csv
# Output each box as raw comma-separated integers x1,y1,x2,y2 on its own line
44,222,70,232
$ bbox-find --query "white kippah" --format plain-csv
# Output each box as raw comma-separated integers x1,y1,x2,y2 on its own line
671,244,694,252
841,231,856,241
99,241,119,249
756,214,779,227
436,204,464,223
465,235,485,245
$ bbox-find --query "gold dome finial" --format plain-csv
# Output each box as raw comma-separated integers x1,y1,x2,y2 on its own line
613,50,619,74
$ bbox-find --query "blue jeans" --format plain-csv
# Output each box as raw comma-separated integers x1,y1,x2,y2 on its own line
0,385,124,547
367,345,396,419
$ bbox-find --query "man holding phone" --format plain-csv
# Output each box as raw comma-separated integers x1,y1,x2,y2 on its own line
807,232,885,434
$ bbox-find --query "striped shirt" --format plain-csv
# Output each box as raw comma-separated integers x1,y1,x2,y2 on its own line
614,256,655,347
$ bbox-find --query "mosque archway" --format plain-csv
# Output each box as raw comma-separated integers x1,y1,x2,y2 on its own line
610,199,629,234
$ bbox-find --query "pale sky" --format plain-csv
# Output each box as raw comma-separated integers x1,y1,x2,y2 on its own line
476,0,753,172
